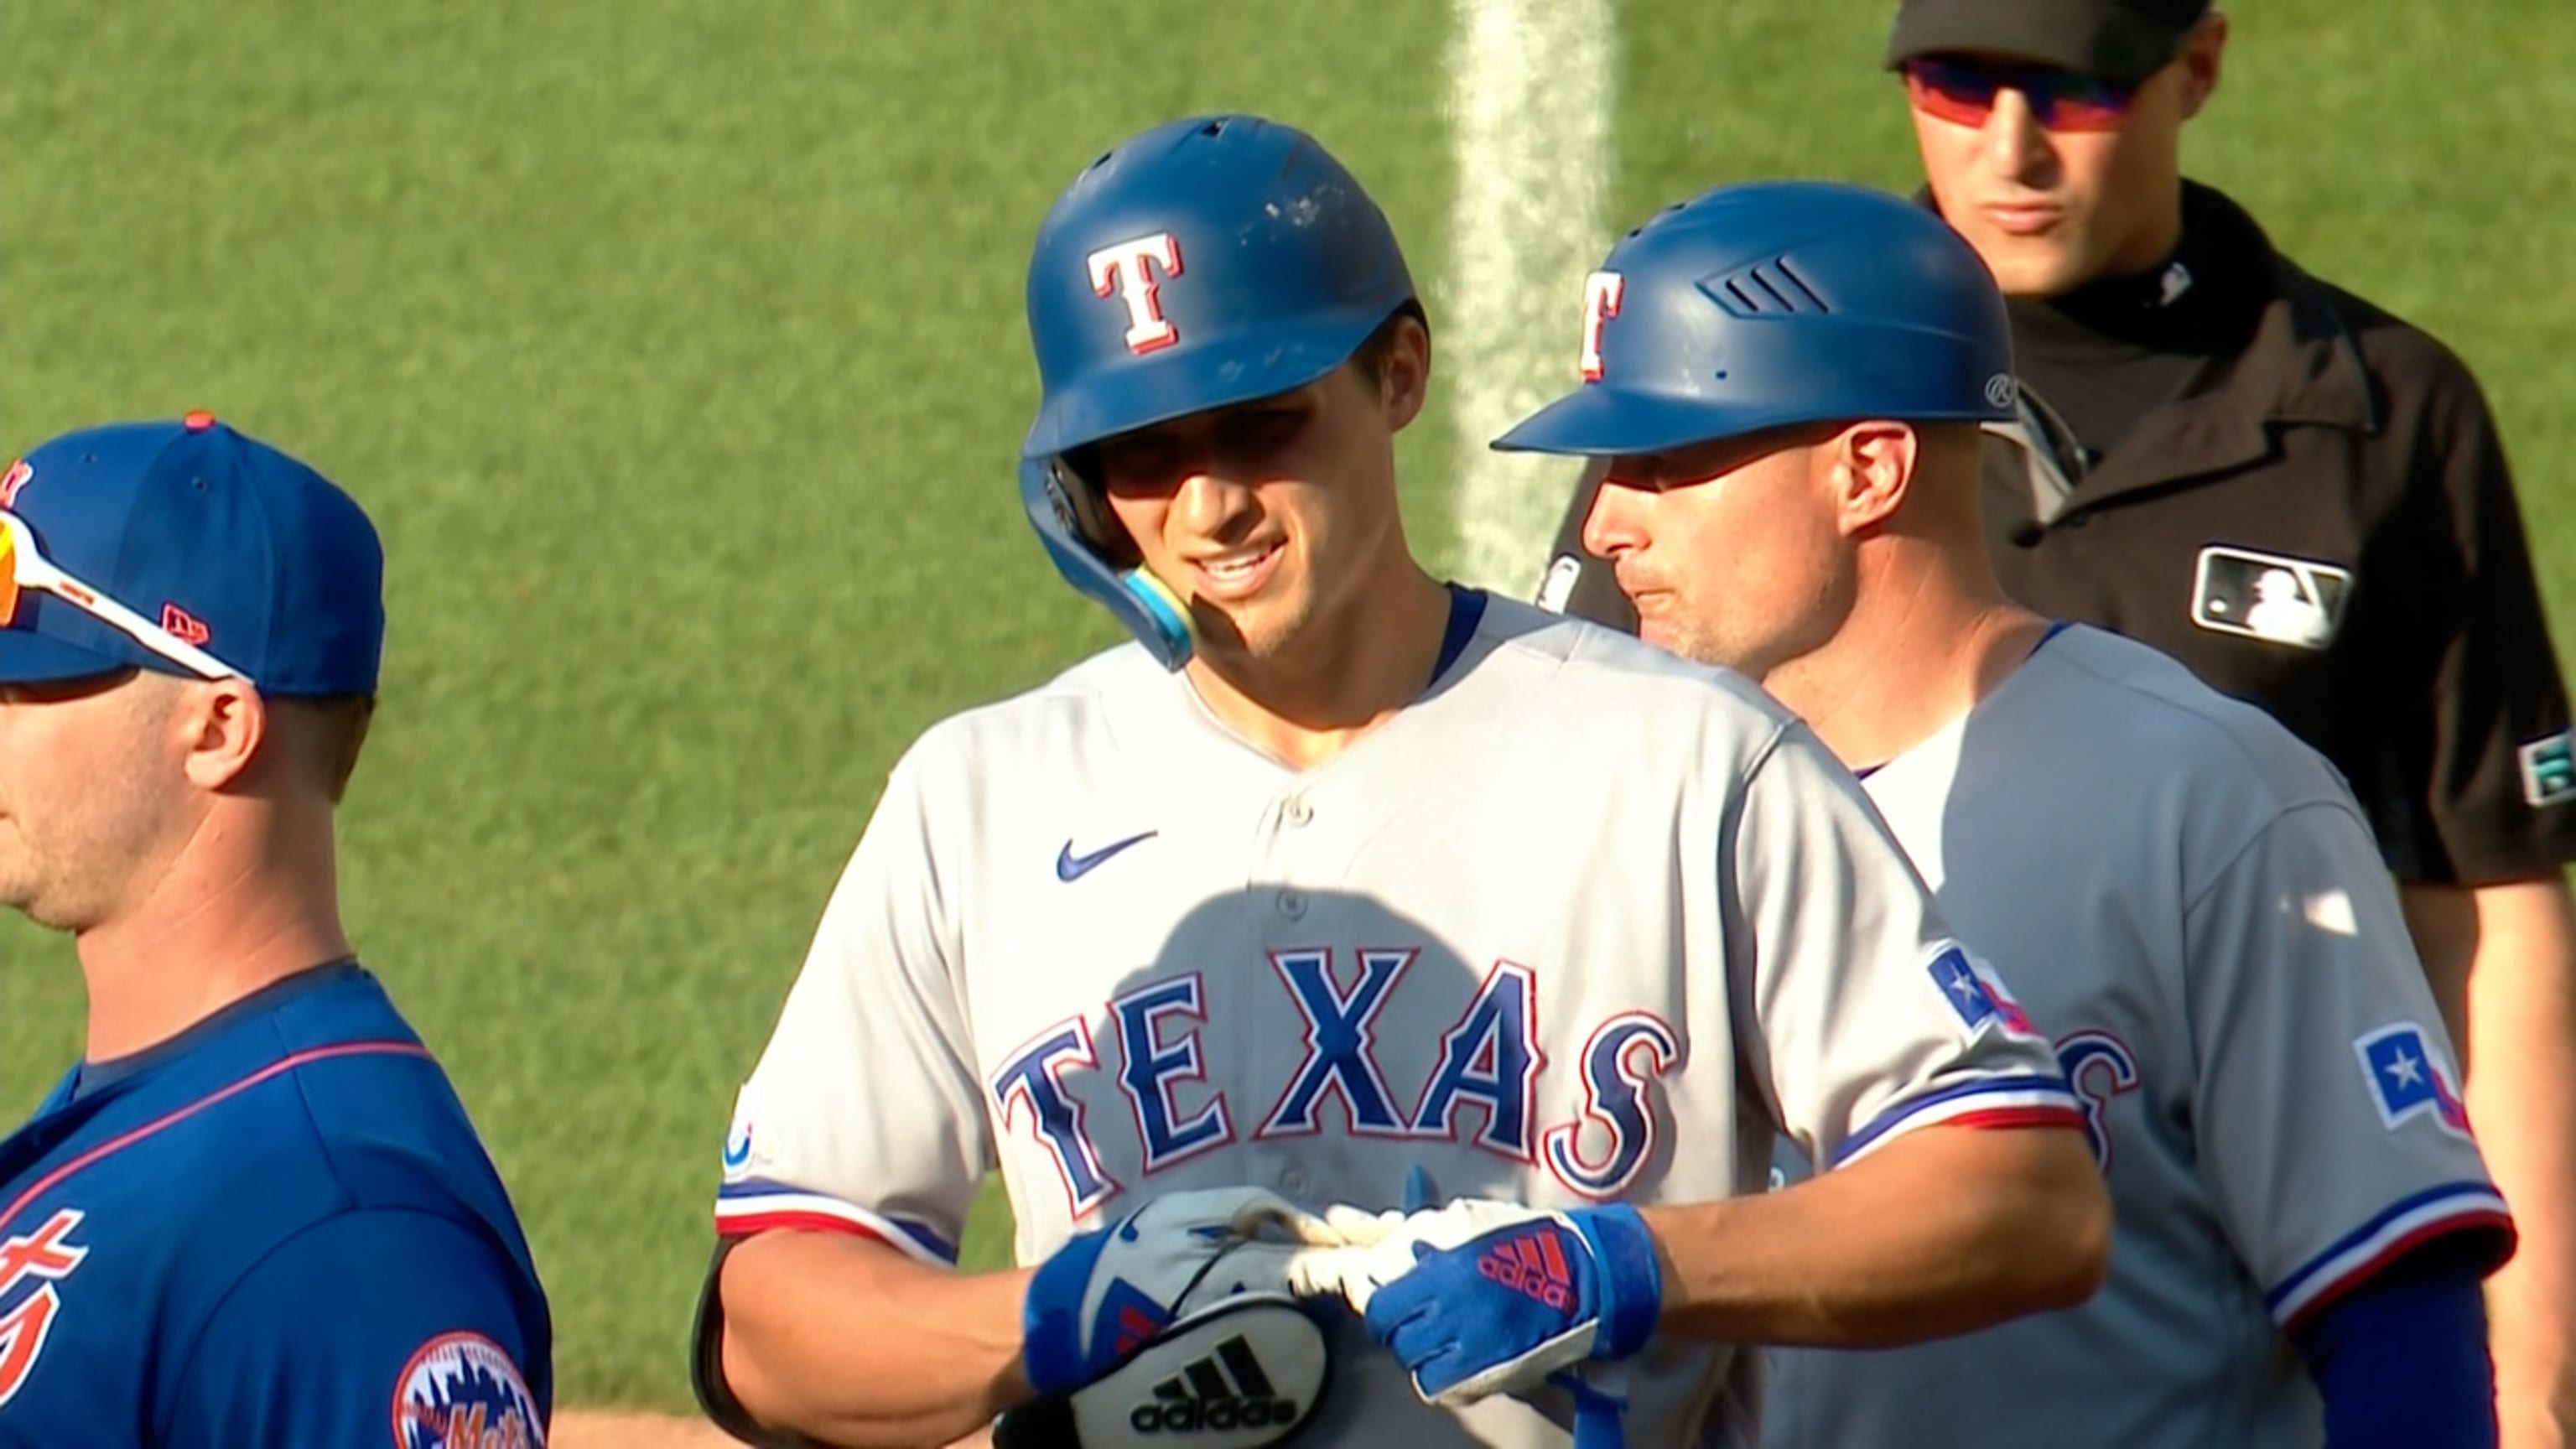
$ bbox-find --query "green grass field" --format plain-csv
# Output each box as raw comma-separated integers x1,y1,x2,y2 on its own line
5,0,2573,1411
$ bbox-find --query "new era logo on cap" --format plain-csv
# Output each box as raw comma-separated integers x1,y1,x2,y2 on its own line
159,605,211,647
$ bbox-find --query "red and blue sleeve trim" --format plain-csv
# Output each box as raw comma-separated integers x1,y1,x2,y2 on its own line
712,1178,961,1268
2267,1179,2516,1331
1828,1072,2084,1168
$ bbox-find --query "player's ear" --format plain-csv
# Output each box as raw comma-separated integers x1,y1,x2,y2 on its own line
2178,12,2226,118
1374,314,1432,433
1828,420,1918,536
176,675,269,793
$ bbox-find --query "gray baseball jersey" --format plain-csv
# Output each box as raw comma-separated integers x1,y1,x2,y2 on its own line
714,594,2080,1447
1761,624,2513,1449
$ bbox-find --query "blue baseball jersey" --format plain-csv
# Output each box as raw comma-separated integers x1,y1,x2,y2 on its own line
0,963,550,1447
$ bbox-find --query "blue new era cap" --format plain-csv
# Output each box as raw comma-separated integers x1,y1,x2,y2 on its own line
0,414,385,695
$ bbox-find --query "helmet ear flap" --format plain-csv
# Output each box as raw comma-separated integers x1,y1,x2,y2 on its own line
1019,457,1194,671
1050,447,1143,570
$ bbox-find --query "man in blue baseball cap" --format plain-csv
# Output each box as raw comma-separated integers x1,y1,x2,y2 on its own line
0,414,551,1446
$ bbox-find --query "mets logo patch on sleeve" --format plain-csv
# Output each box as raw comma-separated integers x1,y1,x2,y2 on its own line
392,1331,545,1448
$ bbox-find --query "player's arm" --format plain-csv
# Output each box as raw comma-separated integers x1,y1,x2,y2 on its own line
2188,793,2515,1446
2387,364,2576,1446
711,1230,1035,1447
704,1188,1327,1448
1281,723,2103,1414
695,745,1007,1447
2403,877,2576,1444
1638,1117,2105,1347
166,1208,549,1444
1727,719,2109,1342
2293,1241,2499,1449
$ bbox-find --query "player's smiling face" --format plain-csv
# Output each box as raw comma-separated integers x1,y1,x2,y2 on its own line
0,671,189,932
1094,319,1429,667
1582,425,1853,680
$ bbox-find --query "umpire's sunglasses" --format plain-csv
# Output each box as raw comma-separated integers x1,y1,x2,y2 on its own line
1903,58,2143,133
0,510,251,683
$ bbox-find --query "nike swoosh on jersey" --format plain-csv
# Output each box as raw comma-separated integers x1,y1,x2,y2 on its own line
1056,831,1158,881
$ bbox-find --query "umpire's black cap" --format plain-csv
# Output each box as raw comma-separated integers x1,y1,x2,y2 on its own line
1886,0,2215,85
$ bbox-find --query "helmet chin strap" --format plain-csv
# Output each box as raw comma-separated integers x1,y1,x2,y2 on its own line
1019,456,1197,670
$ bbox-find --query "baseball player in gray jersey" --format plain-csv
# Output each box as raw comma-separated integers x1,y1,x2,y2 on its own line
688,117,2108,1449
1493,179,2516,1447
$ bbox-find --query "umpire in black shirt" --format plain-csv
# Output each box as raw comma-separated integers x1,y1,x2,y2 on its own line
1536,3,2576,1439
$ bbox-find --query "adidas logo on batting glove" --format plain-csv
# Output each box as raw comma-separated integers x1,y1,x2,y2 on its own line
1286,1198,1663,1407
1021,1186,1337,1394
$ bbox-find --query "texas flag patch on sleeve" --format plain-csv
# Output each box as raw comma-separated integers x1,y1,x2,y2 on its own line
1927,944,2039,1039
392,1331,547,1448
2354,1022,2473,1139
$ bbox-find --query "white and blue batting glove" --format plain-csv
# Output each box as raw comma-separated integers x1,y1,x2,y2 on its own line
1288,1198,1663,1407
1022,1187,1333,1394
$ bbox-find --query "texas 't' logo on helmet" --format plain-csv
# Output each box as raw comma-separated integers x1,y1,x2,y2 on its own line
1088,232,1185,355
1580,271,1625,382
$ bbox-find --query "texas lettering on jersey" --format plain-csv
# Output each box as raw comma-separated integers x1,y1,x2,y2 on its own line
0,1208,87,1410
989,951,1680,1218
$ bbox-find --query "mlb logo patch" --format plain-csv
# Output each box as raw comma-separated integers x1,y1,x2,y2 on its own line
2353,1022,2471,1139
2189,545,2351,651
1927,945,2037,1039
2518,730,2576,808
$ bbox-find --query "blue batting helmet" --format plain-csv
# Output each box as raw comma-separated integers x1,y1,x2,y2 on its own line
1492,181,2016,459
1018,114,1418,669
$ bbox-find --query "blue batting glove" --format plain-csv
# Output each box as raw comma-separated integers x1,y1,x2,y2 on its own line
1021,1187,1332,1394
1316,1199,1663,1406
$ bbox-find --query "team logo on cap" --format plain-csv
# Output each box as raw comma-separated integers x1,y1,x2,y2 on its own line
1579,271,1624,382
392,1331,545,1448
0,460,29,509
0,1209,89,1410
1089,232,1185,355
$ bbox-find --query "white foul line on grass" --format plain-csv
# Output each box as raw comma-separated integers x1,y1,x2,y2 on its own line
1442,0,1615,594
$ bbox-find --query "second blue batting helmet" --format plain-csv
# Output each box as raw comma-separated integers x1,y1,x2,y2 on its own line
1018,114,1418,670
1492,181,2016,459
